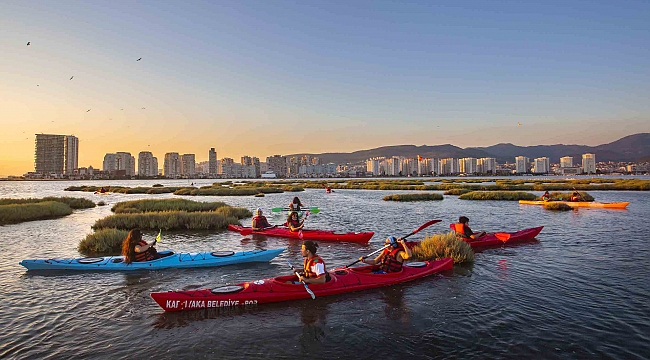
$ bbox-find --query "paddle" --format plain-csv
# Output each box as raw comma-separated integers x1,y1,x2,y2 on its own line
154,229,161,243
287,260,315,299
494,232,511,242
297,210,310,240
345,219,442,268
271,206,320,214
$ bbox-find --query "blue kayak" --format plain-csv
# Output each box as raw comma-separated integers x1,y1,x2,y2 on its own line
19,248,284,271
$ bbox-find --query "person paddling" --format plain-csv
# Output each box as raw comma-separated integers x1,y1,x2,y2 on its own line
289,196,303,212
358,236,411,274
121,228,160,264
454,216,486,241
295,241,329,284
541,191,551,201
285,211,304,232
570,191,583,202
251,208,274,231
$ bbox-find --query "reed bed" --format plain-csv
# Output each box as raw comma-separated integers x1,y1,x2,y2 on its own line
382,193,443,201
78,228,130,256
111,199,227,214
0,196,95,209
459,191,537,201
543,203,574,211
180,187,284,196
411,232,474,264
0,202,73,225
254,193,265,197
443,189,472,195
92,211,244,231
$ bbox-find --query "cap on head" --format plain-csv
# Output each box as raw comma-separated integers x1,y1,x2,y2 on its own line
302,240,318,254
459,216,469,224
387,236,398,247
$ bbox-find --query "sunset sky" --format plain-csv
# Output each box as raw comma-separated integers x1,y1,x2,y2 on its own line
1,1,649,176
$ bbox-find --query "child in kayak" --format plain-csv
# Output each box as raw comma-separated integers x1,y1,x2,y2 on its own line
285,211,304,232
296,240,329,284
251,208,274,231
121,228,160,264
454,216,486,240
541,191,551,201
358,236,411,274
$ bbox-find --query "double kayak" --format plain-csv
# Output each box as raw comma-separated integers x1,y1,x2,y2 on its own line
150,258,453,312
227,225,374,244
20,248,285,271
519,200,629,209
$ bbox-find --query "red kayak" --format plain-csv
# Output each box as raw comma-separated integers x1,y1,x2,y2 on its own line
406,226,543,250
150,258,453,312
227,224,374,244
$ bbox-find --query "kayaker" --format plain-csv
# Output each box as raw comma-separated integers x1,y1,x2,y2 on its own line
251,208,274,231
121,228,160,264
454,216,486,240
285,211,304,232
296,240,329,284
541,191,551,201
99,187,106,194
289,196,303,212
358,236,411,274
570,191,583,202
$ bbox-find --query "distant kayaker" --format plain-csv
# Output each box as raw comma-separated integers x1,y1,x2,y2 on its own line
541,191,551,201
570,191,583,202
296,240,329,284
251,208,274,231
289,196,303,212
121,228,159,264
358,236,411,274
99,187,106,194
454,216,486,240
285,211,304,232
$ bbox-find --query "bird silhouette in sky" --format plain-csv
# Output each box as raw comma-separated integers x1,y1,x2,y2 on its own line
70,76,74,80
86,109,91,112
36,84,39,87
141,107,146,109
137,58,142,61
27,42,30,46
120,108,123,110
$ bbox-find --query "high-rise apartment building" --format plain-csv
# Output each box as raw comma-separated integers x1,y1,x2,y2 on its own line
266,155,287,177
560,156,573,168
116,152,136,176
477,158,497,174
515,156,529,173
34,134,78,175
440,158,459,175
164,152,181,178
181,154,196,176
209,148,217,175
459,158,477,174
103,153,117,172
252,157,261,178
582,153,596,174
533,157,550,174
138,152,158,177
219,157,235,178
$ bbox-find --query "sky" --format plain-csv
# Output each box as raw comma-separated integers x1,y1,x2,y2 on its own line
1,0,649,176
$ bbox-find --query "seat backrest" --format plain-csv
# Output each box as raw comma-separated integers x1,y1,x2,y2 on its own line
449,223,455,230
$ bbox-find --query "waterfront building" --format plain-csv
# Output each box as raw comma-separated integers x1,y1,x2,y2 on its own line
181,154,196,176
366,157,385,176
209,148,217,175
582,153,596,174
64,136,79,175
533,157,550,174
440,158,459,175
459,157,477,174
138,152,158,177
34,134,78,175
266,155,287,178
515,156,529,173
252,157,261,178
477,158,497,174
116,152,136,176
219,157,235,177
103,153,117,172
560,156,573,168
164,152,181,178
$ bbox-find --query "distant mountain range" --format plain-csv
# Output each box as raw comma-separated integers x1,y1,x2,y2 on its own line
287,133,650,164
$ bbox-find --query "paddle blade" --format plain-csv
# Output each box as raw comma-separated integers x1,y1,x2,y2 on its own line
305,285,316,299
271,207,284,212
495,233,511,242
309,208,320,214
155,229,161,243
414,219,442,233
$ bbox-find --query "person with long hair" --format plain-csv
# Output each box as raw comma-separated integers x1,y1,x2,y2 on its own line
289,196,303,212
121,228,158,264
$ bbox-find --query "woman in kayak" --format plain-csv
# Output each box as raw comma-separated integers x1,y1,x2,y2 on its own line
285,211,304,232
251,208,274,231
570,191,583,202
296,241,329,284
541,191,551,201
121,228,159,264
358,236,411,274
454,216,486,240
289,197,303,212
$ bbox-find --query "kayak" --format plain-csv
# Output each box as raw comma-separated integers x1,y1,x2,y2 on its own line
406,226,544,249
227,224,373,244
20,248,285,271
519,200,629,209
150,258,453,312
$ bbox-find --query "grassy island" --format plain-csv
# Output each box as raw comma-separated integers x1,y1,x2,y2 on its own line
382,193,443,201
543,202,574,211
0,197,95,225
536,191,594,202
458,191,537,201
411,232,474,264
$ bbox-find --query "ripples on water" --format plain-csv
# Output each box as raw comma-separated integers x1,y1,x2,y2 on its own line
0,180,649,359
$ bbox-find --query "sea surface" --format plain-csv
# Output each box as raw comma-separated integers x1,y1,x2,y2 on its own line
0,179,648,359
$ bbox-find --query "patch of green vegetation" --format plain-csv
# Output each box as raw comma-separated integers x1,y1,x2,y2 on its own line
443,189,472,195
543,202,574,211
111,199,228,213
411,231,474,264
78,228,130,256
92,208,250,231
181,187,284,196
0,201,73,225
458,191,537,201
0,196,95,209
382,193,443,201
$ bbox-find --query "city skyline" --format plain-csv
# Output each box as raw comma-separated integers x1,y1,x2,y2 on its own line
2,1,650,176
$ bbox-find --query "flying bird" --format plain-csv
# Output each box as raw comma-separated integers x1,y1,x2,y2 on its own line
70,76,74,80
120,108,123,110
36,84,39,86
27,42,30,46
136,58,142,61
86,109,91,112
141,107,146,109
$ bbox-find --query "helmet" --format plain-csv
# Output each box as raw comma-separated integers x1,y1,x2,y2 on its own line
256,208,262,215
388,236,398,247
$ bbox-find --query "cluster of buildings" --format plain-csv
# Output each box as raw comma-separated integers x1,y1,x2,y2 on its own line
365,153,600,176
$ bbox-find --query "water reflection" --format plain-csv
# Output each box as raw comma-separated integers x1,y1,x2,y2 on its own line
299,302,328,351
380,286,409,323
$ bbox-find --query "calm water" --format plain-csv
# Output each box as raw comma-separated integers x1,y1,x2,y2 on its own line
0,180,649,359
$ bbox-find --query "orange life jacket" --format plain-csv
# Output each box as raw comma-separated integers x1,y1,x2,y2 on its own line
134,240,154,262
380,247,404,273
303,256,326,278
454,223,469,239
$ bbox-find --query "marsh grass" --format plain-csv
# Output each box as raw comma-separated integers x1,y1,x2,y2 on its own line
92,211,245,231
78,228,130,256
111,199,227,213
0,201,73,225
0,196,95,209
183,187,284,196
382,193,443,201
443,189,472,195
459,191,537,201
411,232,474,264
543,202,574,211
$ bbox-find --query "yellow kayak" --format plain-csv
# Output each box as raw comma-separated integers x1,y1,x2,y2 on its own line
519,200,630,209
